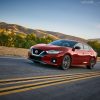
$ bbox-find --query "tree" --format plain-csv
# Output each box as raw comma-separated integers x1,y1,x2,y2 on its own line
0,32,9,46
88,41,100,57
13,34,26,48
0,31,54,49
25,33,37,48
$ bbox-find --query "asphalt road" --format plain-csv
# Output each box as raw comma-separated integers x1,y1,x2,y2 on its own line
0,56,100,100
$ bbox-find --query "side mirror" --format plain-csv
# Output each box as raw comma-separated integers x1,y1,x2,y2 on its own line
72,46,80,51
74,46,80,49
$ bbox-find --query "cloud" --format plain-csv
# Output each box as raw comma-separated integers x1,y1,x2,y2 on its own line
81,0,94,4
81,0,100,4
81,0,100,5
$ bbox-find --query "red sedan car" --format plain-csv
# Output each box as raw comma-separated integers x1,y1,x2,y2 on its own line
28,39,97,70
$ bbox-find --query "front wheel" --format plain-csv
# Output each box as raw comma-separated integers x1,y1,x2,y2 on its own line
87,58,95,69
61,55,71,70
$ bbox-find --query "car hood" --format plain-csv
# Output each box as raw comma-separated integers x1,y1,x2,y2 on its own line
32,44,70,51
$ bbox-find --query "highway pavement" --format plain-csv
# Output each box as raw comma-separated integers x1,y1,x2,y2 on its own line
0,56,100,100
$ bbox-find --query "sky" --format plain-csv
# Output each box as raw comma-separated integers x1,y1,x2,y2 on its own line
0,0,100,39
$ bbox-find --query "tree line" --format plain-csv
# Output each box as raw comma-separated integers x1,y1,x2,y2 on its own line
0,31,100,56
87,41,100,57
0,31,54,48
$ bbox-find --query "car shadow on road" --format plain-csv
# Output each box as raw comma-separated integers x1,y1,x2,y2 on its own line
26,60,91,71
28,61,61,70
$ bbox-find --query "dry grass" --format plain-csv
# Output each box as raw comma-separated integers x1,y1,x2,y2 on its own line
98,57,100,62
0,46,100,61
0,46,28,58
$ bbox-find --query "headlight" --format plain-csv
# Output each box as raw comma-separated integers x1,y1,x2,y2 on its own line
46,50,62,54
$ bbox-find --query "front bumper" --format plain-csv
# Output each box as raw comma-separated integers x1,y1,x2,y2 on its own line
28,51,63,66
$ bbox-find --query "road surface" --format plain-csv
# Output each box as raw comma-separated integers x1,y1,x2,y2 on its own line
0,56,100,100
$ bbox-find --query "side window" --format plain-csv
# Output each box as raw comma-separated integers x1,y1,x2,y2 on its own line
63,42,70,47
74,43,84,50
88,46,92,50
84,44,90,51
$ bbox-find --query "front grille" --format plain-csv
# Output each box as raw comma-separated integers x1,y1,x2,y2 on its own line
32,48,43,55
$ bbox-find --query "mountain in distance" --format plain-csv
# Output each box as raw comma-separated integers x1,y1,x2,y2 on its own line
0,22,88,42
0,22,58,40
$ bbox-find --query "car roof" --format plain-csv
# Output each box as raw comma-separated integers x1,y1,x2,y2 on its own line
57,39,79,43
59,39,87,44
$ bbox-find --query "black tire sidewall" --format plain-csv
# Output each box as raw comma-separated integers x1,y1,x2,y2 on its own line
87,58,95,69
61,55,71,70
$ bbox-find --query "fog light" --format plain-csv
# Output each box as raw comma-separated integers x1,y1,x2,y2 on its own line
53,59,56,63
51,58,57,63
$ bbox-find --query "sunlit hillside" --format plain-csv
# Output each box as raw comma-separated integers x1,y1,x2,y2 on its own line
0,22,86,42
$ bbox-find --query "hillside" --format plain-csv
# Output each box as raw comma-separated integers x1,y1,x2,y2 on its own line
88,38,100,43
0,22,86,42
45,30,87,42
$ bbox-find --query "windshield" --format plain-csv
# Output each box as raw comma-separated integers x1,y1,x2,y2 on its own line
49,40,77,48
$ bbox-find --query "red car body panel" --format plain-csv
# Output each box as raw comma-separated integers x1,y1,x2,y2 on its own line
28,40,97,68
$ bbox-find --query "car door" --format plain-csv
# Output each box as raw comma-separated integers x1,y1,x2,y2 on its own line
72,43,84,65
83,44,91,64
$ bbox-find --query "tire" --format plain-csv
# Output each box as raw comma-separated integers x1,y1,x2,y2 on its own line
61,55,71,70
87,58,95,69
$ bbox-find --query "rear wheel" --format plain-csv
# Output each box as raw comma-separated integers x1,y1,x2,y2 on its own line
61,55,71,70
87,58,95,69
